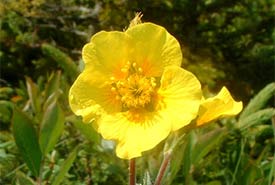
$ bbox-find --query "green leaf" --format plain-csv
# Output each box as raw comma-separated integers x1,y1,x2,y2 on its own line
238,108,275,131
182,131,196,183
41,43,79,80
206,181,222,185
42,89,62,112
44,71,61,99
66,115,100,144
240,82,275,120
12,108,42,177
268,116,275,185
15,171,36,185
51,146,78,185
0,87,14,99
143,171,152,185
25,76,40,114
39,101,64,155
192,127,225,164
239,160,262,185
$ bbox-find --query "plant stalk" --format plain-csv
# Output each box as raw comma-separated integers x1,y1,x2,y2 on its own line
154,151,171,185
37,158,44,185
129,159,136,185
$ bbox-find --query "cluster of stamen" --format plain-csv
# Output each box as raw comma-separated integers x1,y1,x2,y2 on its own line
110,62,157,109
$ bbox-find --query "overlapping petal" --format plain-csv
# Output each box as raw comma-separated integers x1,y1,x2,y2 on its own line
126,23,182,77
82,31,132,79
196,87,243,126
96,111,172,159
69,68,122,121
158,66,202,131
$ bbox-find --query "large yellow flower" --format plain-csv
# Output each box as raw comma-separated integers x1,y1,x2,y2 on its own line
69,23,202,159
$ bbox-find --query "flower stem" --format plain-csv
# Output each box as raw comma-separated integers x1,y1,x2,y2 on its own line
154,151,171,185
129,159,136,185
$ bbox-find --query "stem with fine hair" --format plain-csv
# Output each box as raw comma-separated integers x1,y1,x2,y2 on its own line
129,159,136,185
154,151,172,185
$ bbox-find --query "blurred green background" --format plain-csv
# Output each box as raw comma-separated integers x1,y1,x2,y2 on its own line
0,0,274,185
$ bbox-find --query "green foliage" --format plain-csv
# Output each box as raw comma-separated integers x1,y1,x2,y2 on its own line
192,127,226,165
66,115,101,144
142,171,153,185
0,100,13,128
238,82,275,131
39,101,64,155
41,44,79,81
12,108,42,177
15,171,36,185
239,108,275,131
161,83,275,185
1,72,127,184
25,76,41,114
51,146,78,185
44,71,61,99
0,0,91,85
0,132,20,183
239,82,275,120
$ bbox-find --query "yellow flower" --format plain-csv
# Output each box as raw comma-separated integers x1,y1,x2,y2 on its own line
69,23,202,159
196,87,243,126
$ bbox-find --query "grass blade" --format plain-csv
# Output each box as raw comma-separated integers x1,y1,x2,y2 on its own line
51,146,78,185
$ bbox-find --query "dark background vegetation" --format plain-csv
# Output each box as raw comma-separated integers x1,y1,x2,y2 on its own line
0,0,274,185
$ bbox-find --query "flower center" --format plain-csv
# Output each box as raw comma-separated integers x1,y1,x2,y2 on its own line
111,62,157,109
118,74,156,108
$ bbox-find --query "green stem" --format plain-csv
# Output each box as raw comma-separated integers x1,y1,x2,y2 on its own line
154,151,171,185
37,158,44,185
230,138,244,185
129,159,136,185
45,152,56,185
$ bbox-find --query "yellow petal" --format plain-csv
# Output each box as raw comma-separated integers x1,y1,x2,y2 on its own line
196,87,243,126
96,111,172,159
158,66,202,131
126,23,182,77
69,68,122,122
82,31,132,79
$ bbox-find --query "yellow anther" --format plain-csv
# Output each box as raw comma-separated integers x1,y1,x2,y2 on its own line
138,68,143,73
115,95,121,100
132,62,137,67
111,87,116,92
150,77,157,87
121,96,126,102
110,76,115,81
117,81,125,87
121,68,128,73
116,74,156,109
